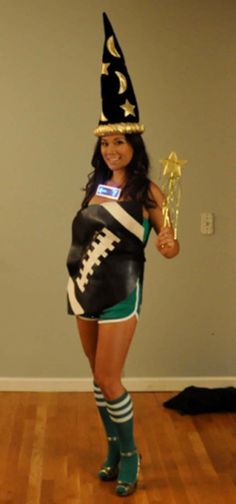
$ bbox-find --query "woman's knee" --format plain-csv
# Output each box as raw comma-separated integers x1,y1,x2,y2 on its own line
94,371,123,400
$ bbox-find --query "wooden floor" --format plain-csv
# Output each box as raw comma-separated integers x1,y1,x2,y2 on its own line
0,392,236,504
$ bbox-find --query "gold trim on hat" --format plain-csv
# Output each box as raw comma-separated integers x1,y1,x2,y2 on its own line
94,122,145,137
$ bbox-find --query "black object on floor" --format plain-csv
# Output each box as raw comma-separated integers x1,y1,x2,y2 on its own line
163,386,236,415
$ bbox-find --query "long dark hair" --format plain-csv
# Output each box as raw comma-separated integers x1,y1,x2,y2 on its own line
81,134,156,209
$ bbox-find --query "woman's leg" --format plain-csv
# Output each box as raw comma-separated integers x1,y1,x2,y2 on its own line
75,317,120,479
94,316,140,495
94,316,137,400
76,317,98,373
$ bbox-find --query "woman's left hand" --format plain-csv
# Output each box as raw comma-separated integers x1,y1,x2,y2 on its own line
156,227,179,257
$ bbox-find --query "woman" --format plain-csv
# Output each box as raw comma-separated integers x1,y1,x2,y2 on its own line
67,131,179,496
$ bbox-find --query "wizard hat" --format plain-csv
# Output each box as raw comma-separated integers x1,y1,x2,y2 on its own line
94,13,144,136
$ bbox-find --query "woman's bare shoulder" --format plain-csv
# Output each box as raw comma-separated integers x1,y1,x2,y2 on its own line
148,180,165,208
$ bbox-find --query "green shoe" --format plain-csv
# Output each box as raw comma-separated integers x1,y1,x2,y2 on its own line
98,465,119,482
98,436,120,481
115,450,141,497
116,481,137,497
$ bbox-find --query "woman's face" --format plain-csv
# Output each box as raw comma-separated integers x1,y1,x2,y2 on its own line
100,134,134,172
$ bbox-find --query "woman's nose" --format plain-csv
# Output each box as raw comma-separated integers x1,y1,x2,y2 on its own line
107,144,116,153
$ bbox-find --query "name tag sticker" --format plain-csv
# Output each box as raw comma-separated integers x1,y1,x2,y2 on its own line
96,184,121,200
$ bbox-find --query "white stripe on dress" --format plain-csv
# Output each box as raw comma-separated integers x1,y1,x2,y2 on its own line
67,277,84,315
101,202,144,241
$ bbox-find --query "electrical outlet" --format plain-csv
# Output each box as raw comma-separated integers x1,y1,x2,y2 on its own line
200,212,214,235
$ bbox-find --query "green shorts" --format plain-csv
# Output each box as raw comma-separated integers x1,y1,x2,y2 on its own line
79,280,142,324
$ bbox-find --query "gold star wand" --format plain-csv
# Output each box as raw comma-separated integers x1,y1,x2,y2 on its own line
159,151,187,240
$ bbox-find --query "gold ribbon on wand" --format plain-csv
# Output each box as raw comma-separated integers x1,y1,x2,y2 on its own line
159,151,187,240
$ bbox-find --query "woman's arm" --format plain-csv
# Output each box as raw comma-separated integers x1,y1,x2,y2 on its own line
148,181,180,259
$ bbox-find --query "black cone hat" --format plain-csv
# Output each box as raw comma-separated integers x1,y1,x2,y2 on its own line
94,13,144,136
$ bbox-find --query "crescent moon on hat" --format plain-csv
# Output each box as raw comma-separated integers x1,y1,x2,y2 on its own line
100,109,108,122
107,36,121,58
115,71,127,94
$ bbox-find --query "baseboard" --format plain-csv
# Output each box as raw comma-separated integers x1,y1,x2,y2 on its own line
0,376,235,392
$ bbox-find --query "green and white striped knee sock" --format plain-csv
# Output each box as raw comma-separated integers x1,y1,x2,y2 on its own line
107,390,139,484
93,383,120,468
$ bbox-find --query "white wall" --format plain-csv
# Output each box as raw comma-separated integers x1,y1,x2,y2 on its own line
0,0,235,383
